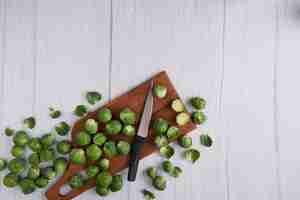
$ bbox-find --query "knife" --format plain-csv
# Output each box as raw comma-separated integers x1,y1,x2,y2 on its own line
128,80,154,182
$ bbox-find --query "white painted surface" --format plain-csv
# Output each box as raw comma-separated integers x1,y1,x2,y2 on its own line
0,0,299,200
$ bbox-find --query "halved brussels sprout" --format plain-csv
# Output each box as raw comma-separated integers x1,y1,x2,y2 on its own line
23,117,36,129
56,140,72,155
68,174,84,189
13,131,29,147
192,111,206,125
166,126,180,141
176,112,190,126
35,177,48,188
86,91,102,105
28,137,42,152
110,175,123,192
184,149,200,163
153,118,168,135
171,99,185,113
3,173,19,188
178,135,192,148
154,135,168,147
85,119,98,134
86,165,100,179
190,97,206,110
142,189,156,200
19,178,36,194
75,131,91,146
97,158,110,171
70,148,86,165
159,145,174,159
0,158,7,171
54,157,68,174
153,176,166,191
146,167,157,180
162,160,173,173
40,148,55,162
27,166,40,180
97,108,112,123
4,127,15,137
40,133,55,148
96,171,112,188
28,153,40,166
122,125,136,137
11,145,25,158
105,120,122,135
153,84,167,98
41,167,56,180
8,158,26,174
93,133,107,146
86,144,102,161
49,107,61,119
200,134,213,147
55,121,70,136
74,105,88,117
120,108,136,125
103,141,117,159
116,141,130,155
96,186,110,197
170,166,182,178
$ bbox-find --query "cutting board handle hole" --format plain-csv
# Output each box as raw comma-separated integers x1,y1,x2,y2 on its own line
59,184,72,196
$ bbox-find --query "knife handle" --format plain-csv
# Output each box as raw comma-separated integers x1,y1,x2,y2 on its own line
128,135,146,182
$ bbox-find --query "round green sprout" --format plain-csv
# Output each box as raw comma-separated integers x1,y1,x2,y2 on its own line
159,145,174,159
40,148,55,162
28,153,40,166
162,160,174,173
8,158,26,174
105,120,122,135
153,176,166,191
153,84,167,98
154,135,168,147
93,133,107,146
13,131,29,147
86,165,100,178
35,177,48,188
55,121,70,136
54,157,68,174
27,166,40,180
200,134,213,147
11,145,25,158
110,175,123,192
96,186,110,196
28,137,42,152
166,126,180,141
171,99,185,113
74,105,88,117
176,112,191,126
75,131,91,146
117,141,131,155
97,107,112,123
40,133,55,148
19,178,36,194
0,158,7,171
49,107,61,119
4,127,15,136
42,167,56,180
68,174,84,189
170,166,182,178
96,171,112,188
153,118,169,135
184,149,200,163
23,117,36,129
86,91,102,105
56,140,72,155
192,111,207,124
179,135,192,148
142,189,156,200
146,167,157,180
103,141,117,159
122,125,136,137
86,144,102,161
120,108,136,125
3,173,19,188
97,158,110,171
190,97,206,110
85,119,98,134
70,148,86,165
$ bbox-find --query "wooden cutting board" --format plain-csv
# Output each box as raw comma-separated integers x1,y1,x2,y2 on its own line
46,71,197,200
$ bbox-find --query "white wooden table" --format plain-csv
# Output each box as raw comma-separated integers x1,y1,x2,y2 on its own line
0,0,299,200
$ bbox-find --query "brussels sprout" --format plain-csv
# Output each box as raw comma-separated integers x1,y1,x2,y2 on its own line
75,131,91,146
28,137,42,152
170,166,182,178
11,145,25,158
159,146,174,159
3,173,19,188
56,140,72,155
85,119,98,134
28,153,40,166
162,160,173,173
40,133,55,148
23,117,36,129
97,158,110,171
68,174,84,189
153,176,166,191
13,131,29,146
35,177,49,188
40,148,55,162
8,158,26,174
74,105,88,117
153,118,169,135
86,144,102,161
70,148,86,165
96,171,112,188
103,141,117,159
110,175,123,192
49,107,61,119
96,186,110,196
184,149,200,163
97,108,112,123
120,108,136,125
19,178,36,194
54,157,68,174
42,167,56,180
55,121,70,136
93,133,107,146
116,141,130,155
4,127,15,136
146,167,157,180
192,111,206,125
86,165,100,178
200,134,213,147
166,126,180,141
154,135,168,147
0,158,7,171
86,91,102,105
122,125,136,137
105,120,122,135
142,189,156,200
171,99,185,113
176,112,190,126
190,97,206,110
179,135,192,148
27,166,40,180
153,84,167,98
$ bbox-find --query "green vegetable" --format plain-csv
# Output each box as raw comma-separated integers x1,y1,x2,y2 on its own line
103,141,117,159
11,145,25,158
96,186,110,196
116,141,131,155
74,105,88,117
40,148,55,162
8,158,26,174
105,120,122,135
179,135,192,148
97,108,112,123
176,112,190,126
28,153,40,166
97,158,110,171
75,131,91,146
0,158,7,171
142,189,156,200
153,176,166,191
153,84,167,98
56,140,72,155
13,131,29,146
122,125,136,137
153,118,169,135
19,178,36,194
162,160,173,173
23,117,36,129
86,91,102,105
3,173,19,188
70,148,86,165
68,174,84,189
55,121,70,136
86,165,100,178
96,171,112,188
28,137,42,152
120,108,136,125
49,107,61,119
93,133,107,146
41,167,56,180
154,135,168,147
170,166,182,178
110,175,123,192
27,166,40,180
54,157,68,174
166,126,180,141
146,167,157,180
40,133,55,148
159,145,174,159
86,144,102,161
192,111,206,124
85,119,98,134
35,177,48,188
171,99,185,112
4,127,15,136
200,134,213,147
190,97,206,110
184,149,200,163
